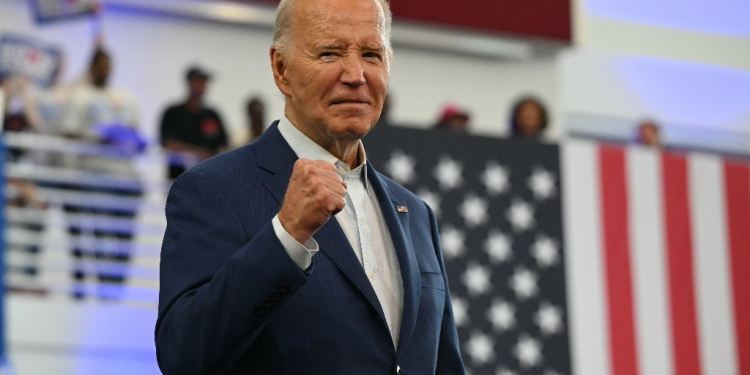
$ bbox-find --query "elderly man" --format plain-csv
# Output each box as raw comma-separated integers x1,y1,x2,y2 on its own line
155,0,465,373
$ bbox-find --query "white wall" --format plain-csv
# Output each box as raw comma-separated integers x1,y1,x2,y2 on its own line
573,0,750,70
0,0,560,143
562,0,750,154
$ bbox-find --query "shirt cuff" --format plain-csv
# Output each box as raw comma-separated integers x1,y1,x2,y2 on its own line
272,214,319,270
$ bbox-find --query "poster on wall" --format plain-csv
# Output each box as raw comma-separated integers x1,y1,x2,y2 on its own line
29,0,96,24
0,34,62,88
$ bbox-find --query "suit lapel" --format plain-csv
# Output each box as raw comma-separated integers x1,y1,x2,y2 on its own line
256,121,297,205
314,220,388,327
255,123,389,328
367,162,421,353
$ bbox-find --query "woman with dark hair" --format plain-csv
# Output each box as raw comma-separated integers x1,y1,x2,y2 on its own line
509,96,548,139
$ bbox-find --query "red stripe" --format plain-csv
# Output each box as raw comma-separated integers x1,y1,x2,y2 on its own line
661,153,702,375
724,161,750,375
599,146,639,375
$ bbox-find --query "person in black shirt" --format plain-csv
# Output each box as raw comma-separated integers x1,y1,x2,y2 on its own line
160,66,228,179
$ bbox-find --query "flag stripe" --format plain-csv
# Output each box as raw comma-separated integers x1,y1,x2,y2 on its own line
690,154,738,375
661,153,702,375
599,146,639,375
724,161,750,375
562,141,611,375
627,148,673,375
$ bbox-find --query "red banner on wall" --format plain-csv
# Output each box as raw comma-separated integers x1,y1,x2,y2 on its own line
226,0,571,42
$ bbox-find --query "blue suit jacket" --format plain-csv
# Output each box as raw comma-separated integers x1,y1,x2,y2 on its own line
156,122,465,374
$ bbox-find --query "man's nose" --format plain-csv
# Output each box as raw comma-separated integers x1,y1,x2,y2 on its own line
340,54,366,87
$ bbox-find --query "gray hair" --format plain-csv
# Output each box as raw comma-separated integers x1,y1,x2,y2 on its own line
273,0,393,59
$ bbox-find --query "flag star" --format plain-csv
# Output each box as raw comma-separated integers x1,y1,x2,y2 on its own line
385,150,416,184
506,199,535,232
528,167,557,201
450,295,470,327
487,298,516,332
465,331,495,365
463,263,492,296
485,230,512,264
433,155,464,190
510,267,539,300
458,194,489,228
514,335,543,369
417,188,442,217
440,225,466,260
535,302,564,336
481,162,510,196
532,235,559,268
495,367,518,375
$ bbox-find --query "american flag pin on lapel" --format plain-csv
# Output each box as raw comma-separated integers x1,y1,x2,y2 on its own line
396,205,408,213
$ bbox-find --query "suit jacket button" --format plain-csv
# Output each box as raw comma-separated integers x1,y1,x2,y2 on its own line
263,298,274,308
278,283,289,293
271,291,282,300
254,306,265,315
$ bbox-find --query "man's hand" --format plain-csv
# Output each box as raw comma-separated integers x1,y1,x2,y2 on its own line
278,159,347,244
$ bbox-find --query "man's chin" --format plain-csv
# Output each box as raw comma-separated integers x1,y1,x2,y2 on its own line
328,119,374,140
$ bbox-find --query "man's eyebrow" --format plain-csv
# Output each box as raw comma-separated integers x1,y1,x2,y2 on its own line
316,44,344,51
362,43,386,51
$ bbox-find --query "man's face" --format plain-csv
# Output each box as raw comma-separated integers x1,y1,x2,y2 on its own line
188,77,208,100
273,0,390,146
639,124,660,146
92,56,111,88
517,102,542,135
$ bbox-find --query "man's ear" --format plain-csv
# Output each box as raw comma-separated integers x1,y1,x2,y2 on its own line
270,46,292,96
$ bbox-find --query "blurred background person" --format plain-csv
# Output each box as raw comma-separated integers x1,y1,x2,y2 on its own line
160,65,228,179
509,96,548,140
636,119,662,147
59,47,140,142
55,46,143,300
1,75,37,160
233,95,265,148
434,103,470,132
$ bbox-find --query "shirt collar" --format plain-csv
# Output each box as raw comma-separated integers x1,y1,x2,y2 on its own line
277,116,370,193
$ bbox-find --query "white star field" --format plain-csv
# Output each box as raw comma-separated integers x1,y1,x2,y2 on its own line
433,155,464,190
514,335,543,369
466,331,495,365
417,188,442,217
481,162,510,196
462,263,492,296
484,230,512,264
510,267,539,300
451,295,469,327
535,302,564,336
440,225,466,260
459,194,489,228
506,199,535,232
384,150,416,184
528,167,557,201
373,142,570,374
532,234,560,268
487,298,516,332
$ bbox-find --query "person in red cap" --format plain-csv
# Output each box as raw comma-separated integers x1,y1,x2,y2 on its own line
434,103,470,131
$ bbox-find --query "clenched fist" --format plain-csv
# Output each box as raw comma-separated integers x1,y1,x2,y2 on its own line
278,159,348,244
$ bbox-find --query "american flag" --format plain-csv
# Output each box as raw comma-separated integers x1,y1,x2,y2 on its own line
365,125,750,375
364,125,572,375
562,140,749,375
